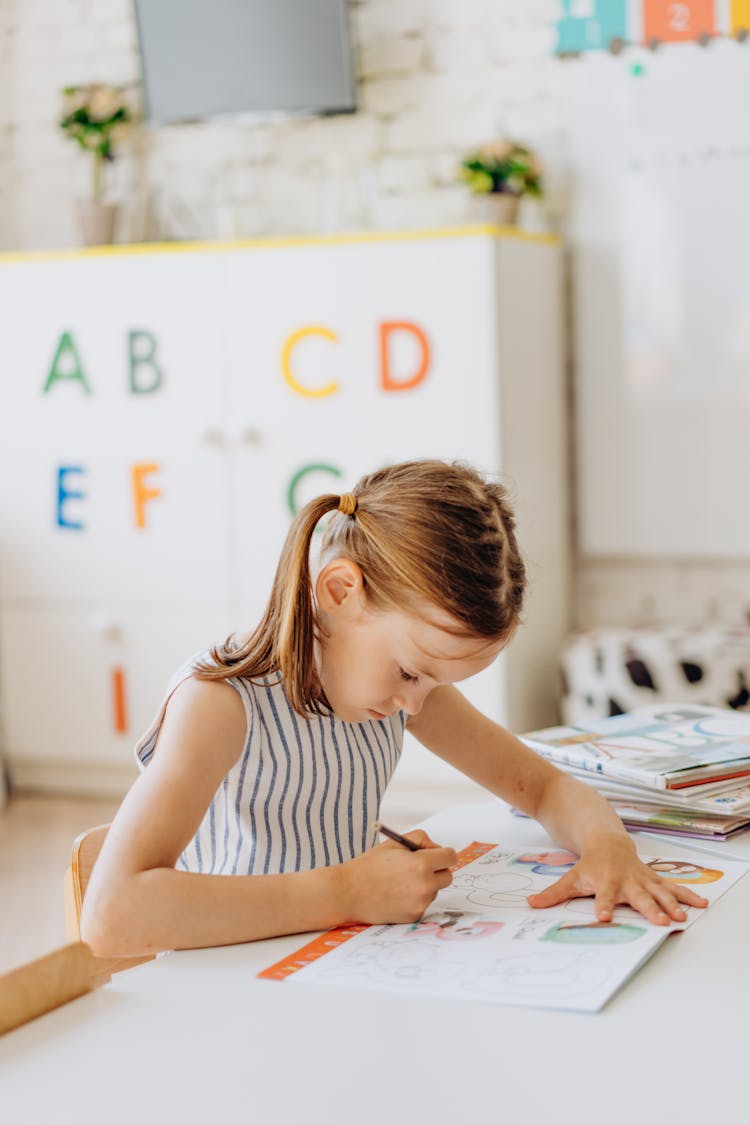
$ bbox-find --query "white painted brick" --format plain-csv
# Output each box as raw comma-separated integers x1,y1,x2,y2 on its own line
505,96,566,137
376,153,432,194
359,34,425,79
12,27,56,67
217,164,262,205
429,150,465,188
248,169,329,234
384,104,497,152
363,71,491,118
84,0,134,25
360,76,422,117
490,20,556,62
487,61,546,105
16,0,85,32
279,113,381,163
573,559,750,632
58,22,104,57
102,19,137,53
432,0,495,31
425,29,492,73
87,50,140,87
371,184,471,230
352,1,434,39
147,124,242,169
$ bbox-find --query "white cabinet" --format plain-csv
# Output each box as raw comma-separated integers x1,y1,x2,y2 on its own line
1,252,230,606
0,228,567,799
0,605,234,793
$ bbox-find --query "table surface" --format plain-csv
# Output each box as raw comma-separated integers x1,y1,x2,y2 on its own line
2,801,748,1125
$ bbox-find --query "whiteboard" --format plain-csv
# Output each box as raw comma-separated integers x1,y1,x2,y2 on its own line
568,41,750,556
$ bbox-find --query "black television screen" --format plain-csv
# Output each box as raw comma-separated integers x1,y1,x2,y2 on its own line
134,0,357,124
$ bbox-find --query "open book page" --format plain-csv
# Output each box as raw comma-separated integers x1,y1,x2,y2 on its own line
259,839,749,1013
521,704,750,790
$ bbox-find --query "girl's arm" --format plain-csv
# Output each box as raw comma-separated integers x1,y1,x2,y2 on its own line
81,677,455,958
407,685,709,925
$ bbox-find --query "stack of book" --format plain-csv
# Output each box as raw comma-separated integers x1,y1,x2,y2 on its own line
520,703,750,841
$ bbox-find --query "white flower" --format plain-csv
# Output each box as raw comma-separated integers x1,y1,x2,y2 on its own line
87,84,126,122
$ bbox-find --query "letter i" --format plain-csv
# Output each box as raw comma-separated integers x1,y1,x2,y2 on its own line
111,667,128,734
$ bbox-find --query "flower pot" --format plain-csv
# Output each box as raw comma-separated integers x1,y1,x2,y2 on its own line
76,200,118,246
475,192,519,227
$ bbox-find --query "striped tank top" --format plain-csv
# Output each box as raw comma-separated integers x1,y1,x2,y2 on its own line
134,653,405,876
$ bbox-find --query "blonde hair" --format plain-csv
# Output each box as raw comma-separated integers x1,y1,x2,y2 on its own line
197,460,526,716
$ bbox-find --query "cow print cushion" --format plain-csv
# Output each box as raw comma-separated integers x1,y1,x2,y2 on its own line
560,626,750,725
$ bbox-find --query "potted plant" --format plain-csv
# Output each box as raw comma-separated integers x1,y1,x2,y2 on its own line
459,140,543,225
59,84,134,245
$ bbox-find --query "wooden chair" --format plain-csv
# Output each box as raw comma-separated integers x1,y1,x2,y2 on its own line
64,823,154,977
0,941,109,1036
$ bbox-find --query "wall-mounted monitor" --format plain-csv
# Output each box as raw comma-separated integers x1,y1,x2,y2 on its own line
134,0,357,124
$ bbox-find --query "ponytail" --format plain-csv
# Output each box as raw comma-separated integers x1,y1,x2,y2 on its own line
196,493,343,715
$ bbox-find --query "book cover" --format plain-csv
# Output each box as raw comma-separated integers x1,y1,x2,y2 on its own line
522,703,750,791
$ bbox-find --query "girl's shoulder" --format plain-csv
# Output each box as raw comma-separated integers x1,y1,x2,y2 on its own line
135,645,254,771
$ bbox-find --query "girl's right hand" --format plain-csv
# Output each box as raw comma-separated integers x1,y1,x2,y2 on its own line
339,830,457,924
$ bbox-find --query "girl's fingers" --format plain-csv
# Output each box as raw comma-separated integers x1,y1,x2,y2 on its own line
593,883,617,922
527,872,576,909
626,885,673,925
670,882,709,909
435,867,454,890
648,882,688,922
427,846,458,872
526,863,711,924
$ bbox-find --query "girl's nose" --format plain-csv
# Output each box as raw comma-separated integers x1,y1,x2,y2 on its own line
393,688,425,716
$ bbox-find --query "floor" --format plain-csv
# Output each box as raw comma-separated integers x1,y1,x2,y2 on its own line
0,793,120,974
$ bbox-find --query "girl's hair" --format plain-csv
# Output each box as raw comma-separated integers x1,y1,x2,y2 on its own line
197,460,526,716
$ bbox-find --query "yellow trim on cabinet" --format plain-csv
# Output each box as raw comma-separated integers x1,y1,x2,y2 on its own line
0,223,560,265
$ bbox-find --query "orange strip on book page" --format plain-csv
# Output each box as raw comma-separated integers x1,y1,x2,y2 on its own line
257,840,497,981
670,768,750,790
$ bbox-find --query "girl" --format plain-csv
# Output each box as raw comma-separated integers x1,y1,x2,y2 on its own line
82,460,707,957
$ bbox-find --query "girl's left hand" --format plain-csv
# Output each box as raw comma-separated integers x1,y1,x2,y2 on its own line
526,834,709,925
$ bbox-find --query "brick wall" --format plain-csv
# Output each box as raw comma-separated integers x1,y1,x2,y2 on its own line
2,0,748,632
0,0,564,247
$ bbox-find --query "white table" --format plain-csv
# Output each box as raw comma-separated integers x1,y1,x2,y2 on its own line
2,801,748,1125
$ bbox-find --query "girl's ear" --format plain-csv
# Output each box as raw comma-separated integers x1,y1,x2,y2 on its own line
316,558,366,615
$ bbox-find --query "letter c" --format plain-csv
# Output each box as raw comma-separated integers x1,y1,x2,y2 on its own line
281,326,339,398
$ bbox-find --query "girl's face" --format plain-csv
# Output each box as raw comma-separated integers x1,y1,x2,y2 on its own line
315,558,504,723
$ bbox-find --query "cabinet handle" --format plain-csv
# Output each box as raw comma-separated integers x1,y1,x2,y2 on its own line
239,428,264,446
89,613,122,642
201,427,226,446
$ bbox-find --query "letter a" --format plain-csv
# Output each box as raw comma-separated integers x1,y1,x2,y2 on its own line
43,332,92,394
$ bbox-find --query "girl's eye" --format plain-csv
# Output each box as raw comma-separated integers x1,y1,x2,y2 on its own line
399,667,418,684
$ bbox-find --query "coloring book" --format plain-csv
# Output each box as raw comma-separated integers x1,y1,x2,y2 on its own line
520,704,750,791
259,839,748,1012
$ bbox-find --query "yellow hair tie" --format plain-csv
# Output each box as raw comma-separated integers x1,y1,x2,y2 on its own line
338,492,358,516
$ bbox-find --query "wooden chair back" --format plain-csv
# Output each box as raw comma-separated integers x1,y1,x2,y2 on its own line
64,823,154,976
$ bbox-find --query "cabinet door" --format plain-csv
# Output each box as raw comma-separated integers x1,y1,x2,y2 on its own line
222,235,501,609
0,604,235,792
0,252,230,607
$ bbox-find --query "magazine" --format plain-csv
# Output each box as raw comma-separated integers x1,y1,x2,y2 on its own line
567,768,750,815
259,839,749,1013
521,703,750,791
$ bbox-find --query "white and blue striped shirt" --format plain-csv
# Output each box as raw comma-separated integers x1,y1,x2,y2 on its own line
134,655,405,875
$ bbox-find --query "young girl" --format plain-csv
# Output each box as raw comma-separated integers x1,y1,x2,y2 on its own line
82,460,707,957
